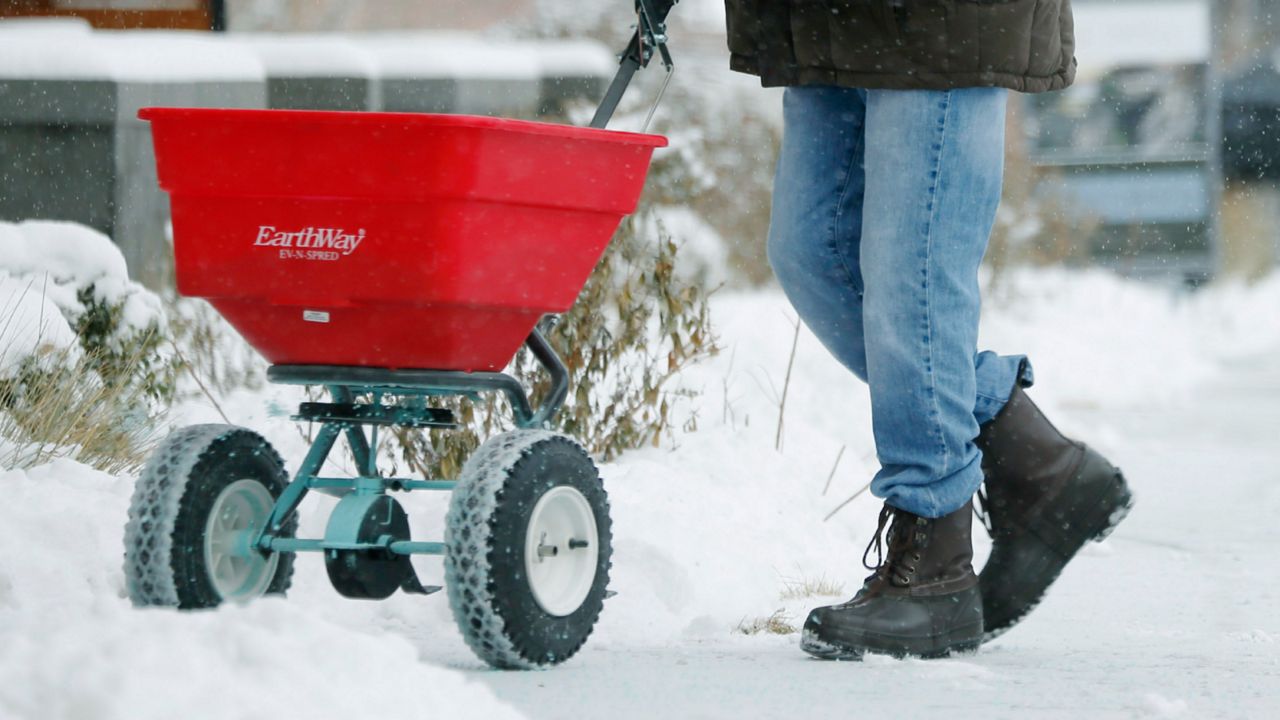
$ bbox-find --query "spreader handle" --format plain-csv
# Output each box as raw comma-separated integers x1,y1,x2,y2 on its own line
589,0,678,130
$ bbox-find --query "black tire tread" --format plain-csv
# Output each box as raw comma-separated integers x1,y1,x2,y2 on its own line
444,429,612,670
123,424,295,609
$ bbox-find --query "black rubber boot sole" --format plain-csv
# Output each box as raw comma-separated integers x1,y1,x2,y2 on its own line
800,624,983,661
981,469,1135,643
800,585,985,661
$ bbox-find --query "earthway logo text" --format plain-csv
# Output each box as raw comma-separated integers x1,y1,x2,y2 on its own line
254,226,366,255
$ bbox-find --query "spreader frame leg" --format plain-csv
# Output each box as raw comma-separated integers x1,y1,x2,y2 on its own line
525,327,570,430
254,326,572,557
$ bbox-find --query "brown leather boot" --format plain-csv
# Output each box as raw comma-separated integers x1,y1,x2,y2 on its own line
976,384,1134,642
800,502,983,660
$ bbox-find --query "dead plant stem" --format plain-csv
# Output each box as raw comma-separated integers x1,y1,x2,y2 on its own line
775,318,800,453
824,479,874,523
170,341,230,424
822,445,846,496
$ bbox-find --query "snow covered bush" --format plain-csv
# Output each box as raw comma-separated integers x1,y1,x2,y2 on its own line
645,85,781,288
167,298,266,399
392,208,718,478
0,221,177,472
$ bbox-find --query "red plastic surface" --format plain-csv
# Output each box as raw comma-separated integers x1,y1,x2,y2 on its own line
142,108,666,371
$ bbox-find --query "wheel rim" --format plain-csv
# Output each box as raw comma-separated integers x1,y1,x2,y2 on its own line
524,485,600,616
203,479,278,601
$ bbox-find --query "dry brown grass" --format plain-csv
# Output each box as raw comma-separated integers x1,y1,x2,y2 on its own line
779,574,846,601
735,608,798,636
0,346,161,474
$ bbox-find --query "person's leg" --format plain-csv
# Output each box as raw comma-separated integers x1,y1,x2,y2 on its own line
801,87,1011,661
859,87,1019,518
974,352,1033,424
767,87,1030,456
767,85,870,381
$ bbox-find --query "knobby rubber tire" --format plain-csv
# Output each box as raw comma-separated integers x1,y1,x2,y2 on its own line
445,429,612,669
123,424,296,609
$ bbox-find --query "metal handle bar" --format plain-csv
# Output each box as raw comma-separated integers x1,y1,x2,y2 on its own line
590,0,679,130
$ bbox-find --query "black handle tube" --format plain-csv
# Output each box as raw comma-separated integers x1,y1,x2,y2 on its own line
588,0,678,129
590,56,642,129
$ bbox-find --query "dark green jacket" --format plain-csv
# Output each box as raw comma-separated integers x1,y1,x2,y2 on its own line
725,0,1076,93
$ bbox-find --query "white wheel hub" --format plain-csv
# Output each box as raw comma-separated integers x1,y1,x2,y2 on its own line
524,485,599,616
203,479,278,601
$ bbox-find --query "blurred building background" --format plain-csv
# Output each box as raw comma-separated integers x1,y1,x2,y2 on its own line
1015,0,1280,283
225,0,535,32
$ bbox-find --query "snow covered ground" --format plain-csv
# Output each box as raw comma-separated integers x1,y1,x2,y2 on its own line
2,269,1279,719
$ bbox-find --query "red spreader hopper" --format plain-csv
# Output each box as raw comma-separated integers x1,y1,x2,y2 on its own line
142,108,667,371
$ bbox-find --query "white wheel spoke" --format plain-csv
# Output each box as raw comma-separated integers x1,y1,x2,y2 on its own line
204,479,279,601
210,534,236,556
227,502,246,529
214,553,234,579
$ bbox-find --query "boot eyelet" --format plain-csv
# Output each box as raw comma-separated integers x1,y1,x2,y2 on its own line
912,553,921,562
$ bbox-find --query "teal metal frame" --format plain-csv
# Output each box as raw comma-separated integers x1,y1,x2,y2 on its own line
240,0,680,562
250,327,569,558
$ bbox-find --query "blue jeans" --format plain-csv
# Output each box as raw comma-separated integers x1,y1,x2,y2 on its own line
768,86,1032,518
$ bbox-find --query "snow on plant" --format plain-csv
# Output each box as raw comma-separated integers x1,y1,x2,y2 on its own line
167,297,267,400
647,85,782,288
390,208,718,479
0,274,81,377
0,220,177,472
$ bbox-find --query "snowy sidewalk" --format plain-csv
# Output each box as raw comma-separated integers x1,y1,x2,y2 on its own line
3,274,1278,720
458,351,1280,719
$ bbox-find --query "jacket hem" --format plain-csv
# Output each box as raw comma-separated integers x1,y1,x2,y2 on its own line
729,53,1075,94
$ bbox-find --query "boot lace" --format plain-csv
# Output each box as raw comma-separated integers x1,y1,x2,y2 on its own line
861,504,922,587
